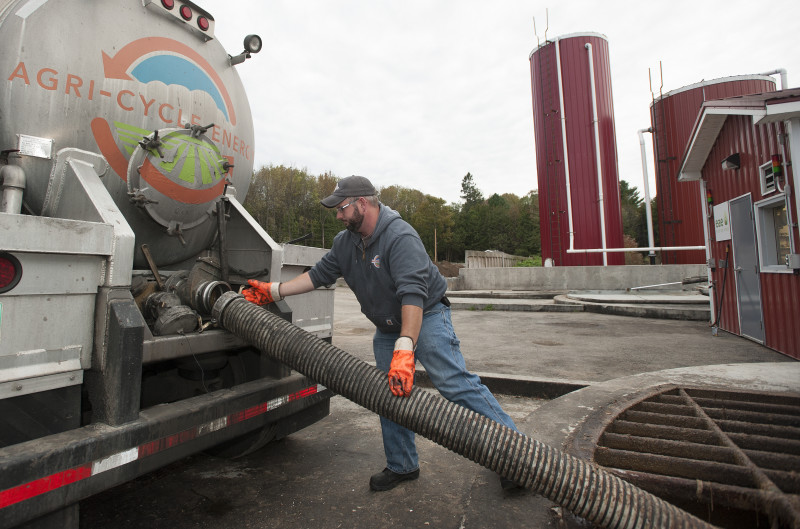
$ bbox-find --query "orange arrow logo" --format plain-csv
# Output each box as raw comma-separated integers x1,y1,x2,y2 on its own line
102,36,236,126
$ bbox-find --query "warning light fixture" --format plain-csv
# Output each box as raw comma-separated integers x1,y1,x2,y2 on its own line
771,154,783,177
147,0,213,37
0,252,22,294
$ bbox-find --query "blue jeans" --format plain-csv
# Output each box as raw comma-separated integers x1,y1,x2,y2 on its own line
373,302,518,474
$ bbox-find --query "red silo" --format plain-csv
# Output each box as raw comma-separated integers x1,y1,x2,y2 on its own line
530,33,625,266
650,75,777,264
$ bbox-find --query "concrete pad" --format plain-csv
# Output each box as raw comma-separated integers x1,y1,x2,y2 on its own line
330,287,790,384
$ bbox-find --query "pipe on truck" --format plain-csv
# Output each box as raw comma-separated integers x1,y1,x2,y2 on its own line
213,292,715,529
0,164,26,214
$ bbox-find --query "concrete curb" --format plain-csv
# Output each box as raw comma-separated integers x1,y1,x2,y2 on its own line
554,294,710,321
415,368,590,400
527,362,800,450
446,290,568,300
566,290,708,305
449,299,583,313
360,361,591,400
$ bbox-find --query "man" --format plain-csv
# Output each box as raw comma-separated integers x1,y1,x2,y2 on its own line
243,175,520,491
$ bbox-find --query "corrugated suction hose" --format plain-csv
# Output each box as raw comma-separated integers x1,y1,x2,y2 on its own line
212,292,714,529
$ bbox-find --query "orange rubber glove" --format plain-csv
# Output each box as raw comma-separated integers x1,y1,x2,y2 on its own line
242,280,282,306
388,336,415,397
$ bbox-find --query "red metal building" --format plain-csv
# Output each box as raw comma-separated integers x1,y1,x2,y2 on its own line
650,76,777,264
530,33,625,266
678,89,800,359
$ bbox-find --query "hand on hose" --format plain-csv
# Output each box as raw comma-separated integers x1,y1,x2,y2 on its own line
242,280,282,306
388,336,415,397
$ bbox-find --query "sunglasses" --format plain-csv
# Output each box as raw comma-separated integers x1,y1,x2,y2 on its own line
337,199,359,213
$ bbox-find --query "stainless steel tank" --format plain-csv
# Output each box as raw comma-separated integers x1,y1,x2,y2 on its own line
0,0,255,267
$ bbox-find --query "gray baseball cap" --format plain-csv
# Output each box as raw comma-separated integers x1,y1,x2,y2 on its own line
320,175,377,207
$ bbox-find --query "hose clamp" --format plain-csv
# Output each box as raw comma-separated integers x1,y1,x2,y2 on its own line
211,290,240,323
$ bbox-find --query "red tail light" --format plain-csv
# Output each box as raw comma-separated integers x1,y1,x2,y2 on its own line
0,253,22,293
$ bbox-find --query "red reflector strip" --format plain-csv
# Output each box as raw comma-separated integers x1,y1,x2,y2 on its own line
138,428,198,458
0,384,325,510
291,386,320,400
0,465,91,508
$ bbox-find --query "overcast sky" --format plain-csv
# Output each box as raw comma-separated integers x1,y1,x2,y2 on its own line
204,0,800,205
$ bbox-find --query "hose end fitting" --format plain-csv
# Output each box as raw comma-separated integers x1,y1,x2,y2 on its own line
212,290,241,324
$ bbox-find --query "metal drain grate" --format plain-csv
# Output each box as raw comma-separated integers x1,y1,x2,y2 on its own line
590,387,800,529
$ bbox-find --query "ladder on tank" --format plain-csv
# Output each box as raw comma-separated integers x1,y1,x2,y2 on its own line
537,42,564,265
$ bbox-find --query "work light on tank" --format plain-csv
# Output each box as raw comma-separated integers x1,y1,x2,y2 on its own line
244,34,262,54
161,0,174,9
179,5,192,20
229,34,263,66
197,16,210,31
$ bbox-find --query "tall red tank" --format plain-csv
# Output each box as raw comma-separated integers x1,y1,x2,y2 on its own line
650,75,777,264
530,33,624,266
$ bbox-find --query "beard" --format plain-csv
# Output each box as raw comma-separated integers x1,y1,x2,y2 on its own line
344,206,364,233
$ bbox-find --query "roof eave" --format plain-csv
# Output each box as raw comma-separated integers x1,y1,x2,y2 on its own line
678,170,703,182
677,108,766,181
755,100,800,125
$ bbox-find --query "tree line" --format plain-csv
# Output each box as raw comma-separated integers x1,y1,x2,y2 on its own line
243,164,656,263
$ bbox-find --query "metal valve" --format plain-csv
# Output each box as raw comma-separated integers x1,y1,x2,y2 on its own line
184,122,215,138
138,130,164,158
128,191,159,207
167,222,187,246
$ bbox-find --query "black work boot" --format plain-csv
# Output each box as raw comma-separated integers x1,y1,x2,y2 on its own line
369,467,420,491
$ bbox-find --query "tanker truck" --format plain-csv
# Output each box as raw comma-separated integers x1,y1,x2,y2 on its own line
0,1,335,527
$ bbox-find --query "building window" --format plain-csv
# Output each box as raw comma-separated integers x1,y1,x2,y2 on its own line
759,161,777,195
755,194,792,272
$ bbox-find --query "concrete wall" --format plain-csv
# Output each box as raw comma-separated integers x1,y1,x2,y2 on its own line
450,264,707,291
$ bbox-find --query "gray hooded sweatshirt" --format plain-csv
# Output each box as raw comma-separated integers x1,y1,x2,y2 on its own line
308,205,447,333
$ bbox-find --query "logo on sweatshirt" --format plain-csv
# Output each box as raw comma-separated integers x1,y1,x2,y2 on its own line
371,255,381,268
